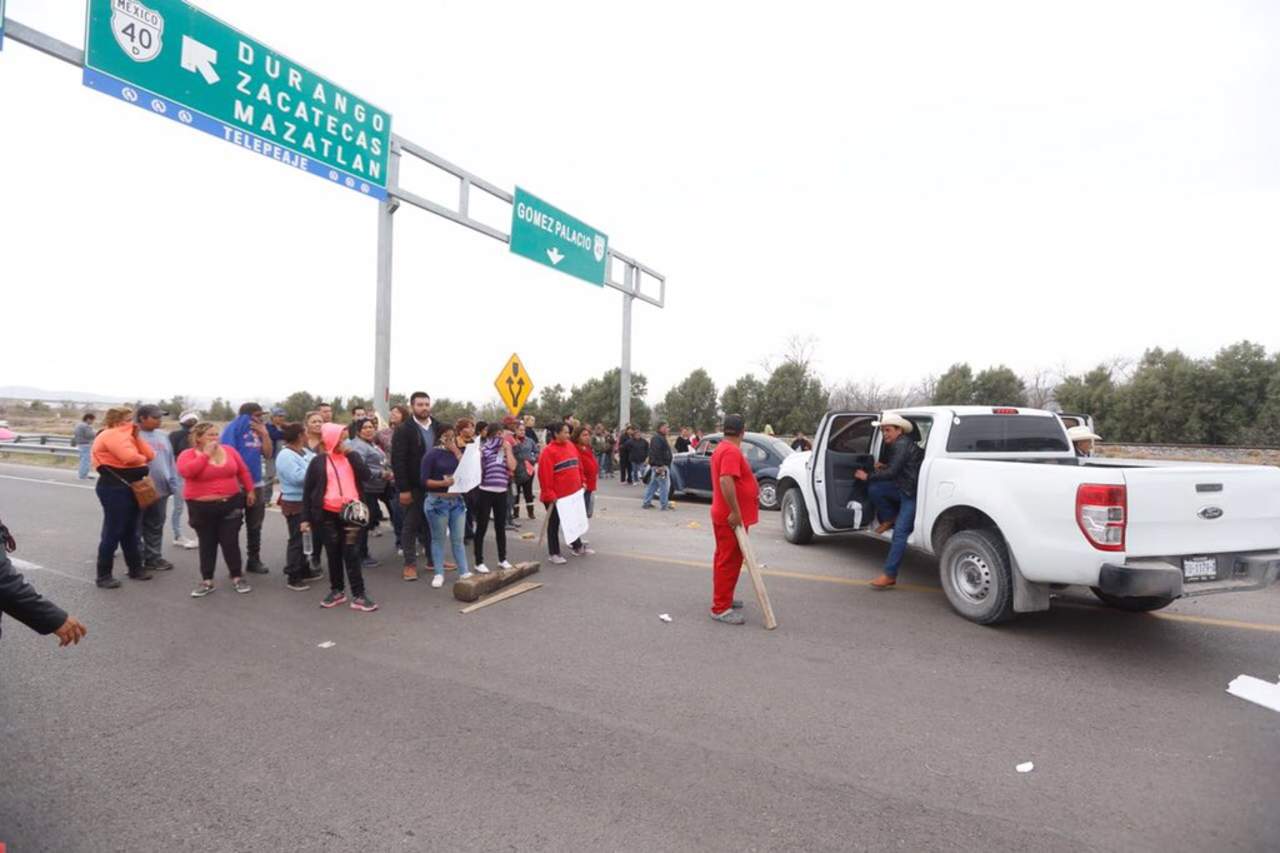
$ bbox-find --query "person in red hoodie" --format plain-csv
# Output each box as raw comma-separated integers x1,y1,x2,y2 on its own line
575,426,599,520
537,422,590,564
302,423,377,612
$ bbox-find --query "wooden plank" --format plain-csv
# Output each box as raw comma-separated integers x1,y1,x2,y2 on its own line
453,561,540,603
735,526,778,630
458,582,543,614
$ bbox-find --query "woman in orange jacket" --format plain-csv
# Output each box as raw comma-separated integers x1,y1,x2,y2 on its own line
91,406,156,588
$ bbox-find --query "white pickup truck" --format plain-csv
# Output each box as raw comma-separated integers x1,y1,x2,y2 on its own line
776,406,1280,624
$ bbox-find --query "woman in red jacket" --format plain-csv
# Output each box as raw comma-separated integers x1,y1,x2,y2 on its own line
537,422,591,564
575,426,599,520
177,422,257,597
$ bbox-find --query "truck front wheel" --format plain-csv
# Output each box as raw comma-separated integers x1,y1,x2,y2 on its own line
938,529,1015,625
1089,588,1176,612
781,488,813,544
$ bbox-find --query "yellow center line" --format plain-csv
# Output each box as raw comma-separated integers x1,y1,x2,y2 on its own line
602,551,1280,634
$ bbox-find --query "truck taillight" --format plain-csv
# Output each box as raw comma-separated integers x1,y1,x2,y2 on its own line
1076,484,1126,551
992,408,1020,415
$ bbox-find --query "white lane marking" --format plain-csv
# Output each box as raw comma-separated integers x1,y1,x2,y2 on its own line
0,474,96,491
10,556,95,585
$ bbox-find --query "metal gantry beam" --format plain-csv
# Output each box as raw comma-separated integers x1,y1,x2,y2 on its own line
5,17,667,429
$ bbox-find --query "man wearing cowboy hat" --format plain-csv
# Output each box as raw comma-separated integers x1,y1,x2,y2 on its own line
854,412,923,590
1067,425,1102,459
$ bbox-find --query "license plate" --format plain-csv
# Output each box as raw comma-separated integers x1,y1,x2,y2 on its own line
1183,556,1218,582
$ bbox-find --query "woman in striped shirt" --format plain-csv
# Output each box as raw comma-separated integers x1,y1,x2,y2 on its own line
472,421,518,574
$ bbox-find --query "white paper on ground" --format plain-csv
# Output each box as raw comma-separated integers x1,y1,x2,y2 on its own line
659,614,673,623
1227,675,1280,713
556,489,590,544
317,641,336,649
1016,762,1034,773
447,442,482,494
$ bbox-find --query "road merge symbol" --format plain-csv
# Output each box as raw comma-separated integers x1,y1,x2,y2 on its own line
494,354,534,417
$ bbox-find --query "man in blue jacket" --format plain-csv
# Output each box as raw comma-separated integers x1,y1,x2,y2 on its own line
221,402,274,574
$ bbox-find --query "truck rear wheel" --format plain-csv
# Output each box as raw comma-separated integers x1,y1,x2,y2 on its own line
938,529,1015,625
1089,588,1176,612
781,488,813,545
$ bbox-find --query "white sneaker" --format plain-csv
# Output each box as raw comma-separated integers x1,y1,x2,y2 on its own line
173,537,198,550
498,560,514,570
549,554,568,565
475,564,491,575
458,571,475,580
431,574,444,589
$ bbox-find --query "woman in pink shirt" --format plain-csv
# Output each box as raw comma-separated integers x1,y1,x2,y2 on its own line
177,422,256,597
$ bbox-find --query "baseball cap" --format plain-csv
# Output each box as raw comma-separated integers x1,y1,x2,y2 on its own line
178,410,199,425
271,407,287,417
723,414,745,436
136,404,169,420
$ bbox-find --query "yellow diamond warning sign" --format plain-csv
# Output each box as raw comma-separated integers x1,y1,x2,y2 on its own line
494,353,534,417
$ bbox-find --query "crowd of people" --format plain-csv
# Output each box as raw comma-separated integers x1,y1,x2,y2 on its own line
78,395,715,614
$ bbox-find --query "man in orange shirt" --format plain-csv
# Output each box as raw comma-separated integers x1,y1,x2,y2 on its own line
709,414,759,624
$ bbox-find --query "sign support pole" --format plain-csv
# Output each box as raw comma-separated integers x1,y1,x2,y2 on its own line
620,265,635,429
374,146,402,423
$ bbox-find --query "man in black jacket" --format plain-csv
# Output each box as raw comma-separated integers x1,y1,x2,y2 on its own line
641,422,675,510
854,413,923,589
0,518,87,646
391,391,436,582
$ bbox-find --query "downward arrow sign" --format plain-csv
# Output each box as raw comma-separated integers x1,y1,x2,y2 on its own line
181,36,220,85
546,247,565,266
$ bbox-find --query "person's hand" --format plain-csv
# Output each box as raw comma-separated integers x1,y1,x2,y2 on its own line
727,509,742,529
54,616,87,648
251,421,268,439
131,424,140,436
874,462,887,472
854,469,869,481
300,521,311,533
399,491,412,506
245,491,256,508
443,476,455,488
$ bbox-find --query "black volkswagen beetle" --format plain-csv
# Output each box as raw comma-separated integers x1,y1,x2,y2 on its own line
670,432,794,510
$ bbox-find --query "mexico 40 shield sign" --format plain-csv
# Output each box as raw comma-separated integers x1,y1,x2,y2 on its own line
83,0,392,199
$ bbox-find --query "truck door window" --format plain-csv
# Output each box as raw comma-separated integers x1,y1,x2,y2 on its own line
829,417,875,454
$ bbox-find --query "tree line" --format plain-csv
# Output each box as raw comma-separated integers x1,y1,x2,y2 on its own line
19,340,1274,447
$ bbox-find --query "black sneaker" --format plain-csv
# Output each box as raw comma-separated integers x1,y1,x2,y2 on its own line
286,580,311,592
96,577,122,589
145,559,175,572
245,560,269,575
126,570,154,581
304,569,325,582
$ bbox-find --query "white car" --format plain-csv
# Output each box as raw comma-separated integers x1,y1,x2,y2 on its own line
776,406,1280,624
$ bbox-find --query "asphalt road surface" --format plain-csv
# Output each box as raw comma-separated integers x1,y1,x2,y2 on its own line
1,461,1278,852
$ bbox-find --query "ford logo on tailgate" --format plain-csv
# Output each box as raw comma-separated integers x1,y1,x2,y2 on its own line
1198,506,1224,520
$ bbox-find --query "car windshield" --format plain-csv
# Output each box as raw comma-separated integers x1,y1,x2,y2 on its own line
762,436,794,458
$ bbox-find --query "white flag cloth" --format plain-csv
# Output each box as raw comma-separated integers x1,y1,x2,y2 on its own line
555,489,590,544
447,443,483,494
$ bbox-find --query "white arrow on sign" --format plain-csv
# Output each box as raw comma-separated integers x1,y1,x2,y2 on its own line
181,36,220,85
546,247,565,266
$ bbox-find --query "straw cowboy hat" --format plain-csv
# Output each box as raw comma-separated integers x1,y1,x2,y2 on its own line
1066,425,1101,443
872,413,914,434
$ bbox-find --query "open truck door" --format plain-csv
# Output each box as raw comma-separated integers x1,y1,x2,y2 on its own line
812,412,879,532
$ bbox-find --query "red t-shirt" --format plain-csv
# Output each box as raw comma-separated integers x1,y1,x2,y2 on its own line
710,440,759,528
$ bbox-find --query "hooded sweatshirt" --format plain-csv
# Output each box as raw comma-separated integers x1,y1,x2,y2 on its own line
537,439,582,505
301,424,371,526
220,413,265,486
577,444,599,493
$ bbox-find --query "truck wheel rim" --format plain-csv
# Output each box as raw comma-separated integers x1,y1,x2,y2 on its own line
783,495,796,531
952,551,992,604
761,484,777,508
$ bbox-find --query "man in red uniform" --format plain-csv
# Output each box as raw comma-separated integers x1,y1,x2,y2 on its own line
709,414,759,625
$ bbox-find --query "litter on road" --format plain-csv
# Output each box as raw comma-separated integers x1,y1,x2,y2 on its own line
317,641,336,649
1226,674,1280,713
1016,762,1035,773
658,613,673,623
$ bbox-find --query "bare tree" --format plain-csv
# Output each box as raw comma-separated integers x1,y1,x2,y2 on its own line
828,379,910,412
1023,367,1060,410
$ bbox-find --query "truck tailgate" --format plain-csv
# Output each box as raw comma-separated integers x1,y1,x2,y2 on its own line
1123,465,1280,556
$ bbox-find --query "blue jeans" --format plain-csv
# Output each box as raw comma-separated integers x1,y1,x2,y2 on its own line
95,480,143,577
171,474,186,538
868,480,916,578
642,467,671,509
78,446,92,479
425,495,469,577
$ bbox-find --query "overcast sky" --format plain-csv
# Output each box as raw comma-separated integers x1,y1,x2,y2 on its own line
2,1,1277,409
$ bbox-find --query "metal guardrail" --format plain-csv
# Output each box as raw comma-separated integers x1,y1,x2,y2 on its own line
0,443,80,459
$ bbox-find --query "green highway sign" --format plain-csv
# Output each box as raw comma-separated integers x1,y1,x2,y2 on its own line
83,0,392,199
509,187,608,286
1,0,7,51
